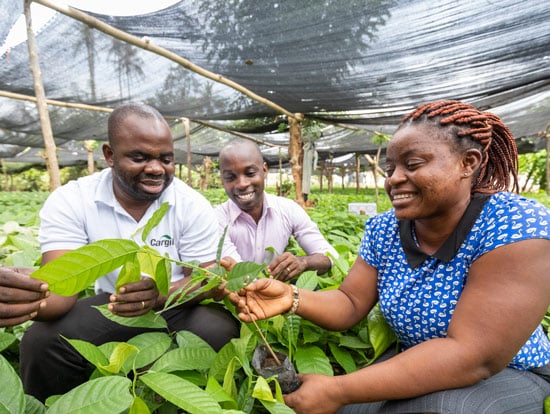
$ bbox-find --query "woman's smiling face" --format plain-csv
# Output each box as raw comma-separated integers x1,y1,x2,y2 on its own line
384,123,473,222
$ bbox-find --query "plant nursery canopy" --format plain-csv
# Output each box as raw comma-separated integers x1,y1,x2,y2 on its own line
0,0,549,167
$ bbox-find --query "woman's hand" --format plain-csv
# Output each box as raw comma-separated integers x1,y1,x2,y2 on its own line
284,373,347,414
108,277,159,317
228,278,294,322
0,266,49,327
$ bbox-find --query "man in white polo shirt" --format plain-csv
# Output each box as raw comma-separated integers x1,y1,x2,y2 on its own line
216,139,337,281
19,103,239,402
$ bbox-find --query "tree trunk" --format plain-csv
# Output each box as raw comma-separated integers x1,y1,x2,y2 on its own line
289,115,304,205
25,0,61,191
183,117,192,186
355,153,361,193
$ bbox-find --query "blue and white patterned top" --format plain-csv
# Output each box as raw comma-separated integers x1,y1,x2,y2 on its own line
359,192,550,370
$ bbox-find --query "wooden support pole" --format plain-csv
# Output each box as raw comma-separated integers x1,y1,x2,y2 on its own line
24,0,61,191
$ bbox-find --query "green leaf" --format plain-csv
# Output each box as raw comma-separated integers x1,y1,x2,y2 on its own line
129,396,151,414
99,342,138,375
46,376,133,414
205,377,238,409
0,332,16,352
123,332,173,372
295,345,333,376
222,357,239,401
23,394,46,414
150,346,216,373
115,254,140,293
63,337,109,370
30,239,141,296
328,342,357,374
94,305,168,329
225,261,267,292
175,330,215,350
0,354,25,414
295,271,318,291
252,376,276,402
368,305,397,360
137,246,170,296
140,372,222,414
216,226,228,263
259,400,296,414
140,202,169,242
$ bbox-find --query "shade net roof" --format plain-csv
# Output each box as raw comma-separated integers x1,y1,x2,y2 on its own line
0,0,549,167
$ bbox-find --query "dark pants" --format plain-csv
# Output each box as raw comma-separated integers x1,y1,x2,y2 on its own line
338,348,550,414
20,293,240,402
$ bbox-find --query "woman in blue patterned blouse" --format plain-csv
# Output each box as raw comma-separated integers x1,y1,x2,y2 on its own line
228,100,550,414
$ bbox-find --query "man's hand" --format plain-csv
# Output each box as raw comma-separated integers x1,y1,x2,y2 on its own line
108,277,159,317
267,252,308,282
0,266,49,327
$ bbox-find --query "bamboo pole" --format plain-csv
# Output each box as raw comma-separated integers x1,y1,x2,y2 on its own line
33,0,302,122
24,0,61,191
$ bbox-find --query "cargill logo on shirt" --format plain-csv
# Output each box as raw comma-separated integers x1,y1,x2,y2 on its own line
150,234,175,247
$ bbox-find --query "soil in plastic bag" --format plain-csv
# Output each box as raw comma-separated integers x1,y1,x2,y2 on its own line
252,345,301,394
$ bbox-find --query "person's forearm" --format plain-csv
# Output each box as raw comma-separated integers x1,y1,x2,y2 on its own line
295,288,369,330
302,253,332,275
334,337,494,405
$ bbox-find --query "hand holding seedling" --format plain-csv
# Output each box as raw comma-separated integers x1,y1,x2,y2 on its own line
108,277,159,317
283,372,345,414
0,266,49,327
229,278,295,322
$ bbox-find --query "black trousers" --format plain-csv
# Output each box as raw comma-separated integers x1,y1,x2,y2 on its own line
19,293,239,402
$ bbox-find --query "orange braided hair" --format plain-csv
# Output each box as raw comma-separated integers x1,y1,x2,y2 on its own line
399,100,519,194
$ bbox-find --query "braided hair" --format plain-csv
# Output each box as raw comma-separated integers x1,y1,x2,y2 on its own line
399,100,519,194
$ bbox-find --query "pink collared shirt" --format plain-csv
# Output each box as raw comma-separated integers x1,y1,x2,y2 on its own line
215,193,337,264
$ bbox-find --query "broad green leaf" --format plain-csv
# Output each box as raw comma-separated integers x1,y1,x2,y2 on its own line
129,396,150,414
175,330,215,351
115,254,140,293
63,337,109,369
295,345,333,376
99,342,138,375
209,342,243,381
0,354,25,414
368,305,397,360
328,342,357,374
31,239,141,296
123,332,173,372
259,400,296,414
338,334,372,349
46,376,133,414
94,305,168,329
0,332,16,352
225,262,267,292
140,201,169,242
23,394,45,414
295,271,318,291
252,376,276,402
222,356,238,400
150,346,216,372
205,377,237,408
140,372,222,414
137,246,170,296
544,395,550,414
